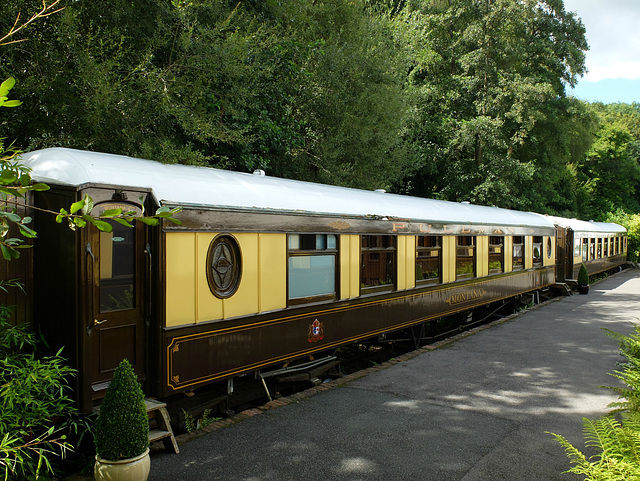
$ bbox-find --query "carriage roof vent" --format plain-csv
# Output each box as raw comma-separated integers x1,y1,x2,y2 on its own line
253,169,266,176
374,189,386,193
461,201,471,204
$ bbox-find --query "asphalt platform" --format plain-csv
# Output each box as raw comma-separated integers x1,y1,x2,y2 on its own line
148,268,640,481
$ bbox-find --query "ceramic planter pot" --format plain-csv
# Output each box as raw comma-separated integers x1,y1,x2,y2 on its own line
578,284,590,295
94,448,150,481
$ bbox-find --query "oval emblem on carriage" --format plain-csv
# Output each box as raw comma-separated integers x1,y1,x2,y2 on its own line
206,235,242,299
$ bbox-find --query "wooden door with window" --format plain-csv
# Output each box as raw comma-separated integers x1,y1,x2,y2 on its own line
85,202,147,398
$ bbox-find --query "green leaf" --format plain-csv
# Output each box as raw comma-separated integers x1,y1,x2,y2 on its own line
0,77,16,97
137,217,159,226
1,244,20,260
31,183,50,192
0,212,22,222
0,170,16,183
81,195,94,216
113,218,134,228
70,199,86,215
19,174,31,186
165,217,183,225
17,224,37,239
100,208,123,218
1,100,22,108
73,217,87,228
89,218,113,232
0,186,20,196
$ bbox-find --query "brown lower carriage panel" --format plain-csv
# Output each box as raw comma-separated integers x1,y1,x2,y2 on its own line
163,267,555,395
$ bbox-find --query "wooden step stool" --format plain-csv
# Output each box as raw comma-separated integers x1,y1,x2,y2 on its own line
145,398,180,454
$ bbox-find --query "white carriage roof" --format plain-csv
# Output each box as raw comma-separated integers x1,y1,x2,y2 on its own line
542,215,627,235
21,148,556,229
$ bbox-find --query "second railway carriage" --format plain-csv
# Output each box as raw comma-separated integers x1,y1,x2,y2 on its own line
546,216,628,282
22,148,562,412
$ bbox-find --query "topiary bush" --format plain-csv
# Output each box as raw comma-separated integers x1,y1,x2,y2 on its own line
94,359,149,461
578,263,590,286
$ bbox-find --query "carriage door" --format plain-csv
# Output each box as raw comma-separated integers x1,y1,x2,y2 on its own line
555,227,566,282
86,201,146,398
565,229,575,281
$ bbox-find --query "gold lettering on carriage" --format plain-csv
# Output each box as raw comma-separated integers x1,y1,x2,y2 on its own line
445,288,486,306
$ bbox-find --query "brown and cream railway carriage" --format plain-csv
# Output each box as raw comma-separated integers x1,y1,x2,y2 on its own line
546,215,628,282
18,148,622,412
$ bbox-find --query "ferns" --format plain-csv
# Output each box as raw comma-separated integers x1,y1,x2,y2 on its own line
553,414,640,480
550,326,640,480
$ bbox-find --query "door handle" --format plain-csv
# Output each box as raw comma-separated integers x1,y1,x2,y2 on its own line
93,319,108,326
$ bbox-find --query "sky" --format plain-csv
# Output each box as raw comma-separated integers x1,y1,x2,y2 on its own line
563,0,640,104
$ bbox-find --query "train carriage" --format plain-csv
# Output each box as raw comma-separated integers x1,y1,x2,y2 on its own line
546,216,628,282
17,148,598,412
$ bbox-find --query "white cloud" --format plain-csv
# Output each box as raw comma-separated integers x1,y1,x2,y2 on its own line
563,0,640,82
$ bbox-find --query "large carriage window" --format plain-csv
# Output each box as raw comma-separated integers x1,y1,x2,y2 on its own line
456,236,475,279
489,236,504,274
513,236,524,270
604,238,609,257
597,238,602,258
574,238,581,257
416,235,441,285
615,237,620,254
288,234,337,304
590,238,596,260
100,221,135,312
361,235,396,292
532,236,543,266
582,238,588,261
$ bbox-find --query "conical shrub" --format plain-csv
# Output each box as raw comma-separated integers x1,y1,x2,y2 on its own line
578,263,589,286
94,359,149,461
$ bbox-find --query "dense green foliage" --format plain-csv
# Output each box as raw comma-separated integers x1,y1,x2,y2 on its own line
0,298,76,480
606,211,640,262
0,0,638,218
552,327,640,480
93,359,148,461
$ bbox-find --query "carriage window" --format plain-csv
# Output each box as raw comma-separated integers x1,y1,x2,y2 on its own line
513,236,524,270
616,237,620,254
604,238,609,257
574,238,581,258
489,236,503,274
361,235,396,293
100,221,135,312
288,234,337,304
416,235,441,285
590,238,596,260
456,236,475,279
532,236,543,266
582,238,588,261
597,238,602,258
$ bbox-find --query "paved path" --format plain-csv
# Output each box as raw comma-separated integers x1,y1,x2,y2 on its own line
149,268,640,480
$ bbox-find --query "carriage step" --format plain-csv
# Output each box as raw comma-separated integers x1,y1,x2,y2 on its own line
145,398,180,454
553,282,573,296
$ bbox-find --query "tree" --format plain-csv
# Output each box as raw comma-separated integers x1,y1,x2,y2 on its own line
1,0,415,190
0,1,181,260
395,0,589,209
